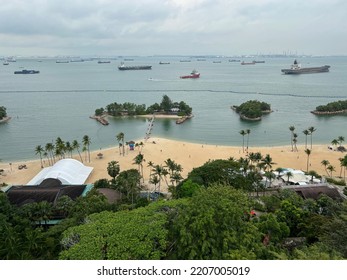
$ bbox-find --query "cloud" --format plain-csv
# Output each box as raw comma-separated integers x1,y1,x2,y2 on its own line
0,0,346,56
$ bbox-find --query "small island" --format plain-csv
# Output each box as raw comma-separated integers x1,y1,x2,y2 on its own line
0,106,11,123
311,100,347,115
231,100,272,121
91,95,193,125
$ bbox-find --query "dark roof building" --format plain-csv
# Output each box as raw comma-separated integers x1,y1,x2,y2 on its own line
5,178,93,207
284,184,343,201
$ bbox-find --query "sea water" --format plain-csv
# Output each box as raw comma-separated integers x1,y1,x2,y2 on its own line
0,56,346,161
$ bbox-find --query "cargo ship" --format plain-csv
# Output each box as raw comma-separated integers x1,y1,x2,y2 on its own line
118,62,152,70
180,69,200,79
14,69,40,74
281,60,330,74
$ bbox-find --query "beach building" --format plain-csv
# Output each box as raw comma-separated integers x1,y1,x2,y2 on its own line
1,159,95,222
27,158,93,185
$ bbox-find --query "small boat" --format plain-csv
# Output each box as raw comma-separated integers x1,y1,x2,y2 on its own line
241,61,256,65
56,60,69,63
159,61,170,64
98,60,111,64
180,69,200,79
253,60,265,63
118,62,152,70
14,69,40,74
281,60,330,74
3,61,9,65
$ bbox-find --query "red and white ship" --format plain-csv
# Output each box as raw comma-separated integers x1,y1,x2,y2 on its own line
180,69,200,79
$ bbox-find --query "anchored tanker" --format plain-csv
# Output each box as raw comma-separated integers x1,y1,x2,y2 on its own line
281,60,330,74
118,62,152,70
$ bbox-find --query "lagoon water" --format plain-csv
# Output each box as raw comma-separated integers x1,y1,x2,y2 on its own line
0,56,346,162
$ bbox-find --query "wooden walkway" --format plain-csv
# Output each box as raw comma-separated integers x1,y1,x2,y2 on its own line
144,115,155,142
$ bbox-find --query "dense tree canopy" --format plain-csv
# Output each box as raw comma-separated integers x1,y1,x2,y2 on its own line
97,95,192,117
0,106,7,119
314,100,347,113
234,100,271,120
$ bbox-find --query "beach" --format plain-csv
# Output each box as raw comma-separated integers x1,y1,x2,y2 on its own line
1,138,346,192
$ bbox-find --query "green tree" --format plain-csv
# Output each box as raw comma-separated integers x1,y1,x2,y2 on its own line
170,185,263,259
59,200,185,260
107,160,120,182
160,95,173,112
116,169,142,204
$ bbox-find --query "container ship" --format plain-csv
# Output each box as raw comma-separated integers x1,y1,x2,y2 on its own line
118,62,152,70
281,60,330,74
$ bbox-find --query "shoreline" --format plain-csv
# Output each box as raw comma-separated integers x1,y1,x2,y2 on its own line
1,137,346,191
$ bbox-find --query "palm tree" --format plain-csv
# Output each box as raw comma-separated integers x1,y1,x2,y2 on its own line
338,136,345,148
304,148,311,172
303,129,309,149
239,130,246,153
275,167,285,179
152,164,166,195
116,132,125,156
292,133,298,152
107,160,120,182
133,153,145,182
35,145,44,168
331,139,339,150
261,154,275,172
55,137,66,159
289,126,295,151
246,129,251,152
45,142,55,165
82,135,91,162
327,165,336,178
65,141,73,158
264,171,276,189
321,159,330,176
308,126,316,150
72,140,83,162
147,160,155,179
285,171,293,185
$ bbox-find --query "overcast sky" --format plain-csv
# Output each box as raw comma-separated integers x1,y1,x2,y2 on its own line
0,0,346,57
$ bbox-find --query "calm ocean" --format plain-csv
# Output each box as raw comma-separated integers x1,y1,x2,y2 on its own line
0,56,346,162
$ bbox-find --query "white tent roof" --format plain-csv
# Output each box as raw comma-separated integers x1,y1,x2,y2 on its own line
27,159,93,185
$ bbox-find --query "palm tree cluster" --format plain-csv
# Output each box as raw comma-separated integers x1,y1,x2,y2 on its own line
331,136,345,151
289,126,298,152
147,158,183,196
238,151,277,195
35,135,91,167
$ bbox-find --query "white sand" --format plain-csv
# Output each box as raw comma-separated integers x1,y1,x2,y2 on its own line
1,137,346,192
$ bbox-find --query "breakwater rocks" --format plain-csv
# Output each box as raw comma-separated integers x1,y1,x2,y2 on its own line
90,115,109,125
311,109,347,115
0,116,11,123
176,115,193,124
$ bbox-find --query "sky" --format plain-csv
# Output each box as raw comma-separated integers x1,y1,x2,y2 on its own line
0,0,346,57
